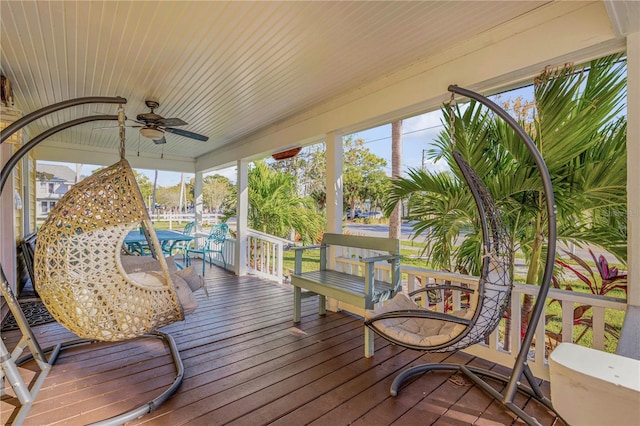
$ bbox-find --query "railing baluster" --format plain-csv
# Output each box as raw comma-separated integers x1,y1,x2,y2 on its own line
535,304,547,367
592,306,605,350
562,300,574,343
453,276,461,311
488,326,498,351
510,290,522,358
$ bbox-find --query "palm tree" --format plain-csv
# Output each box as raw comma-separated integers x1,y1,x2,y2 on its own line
386,54,627,340
389,120,403,240
246,160,324,244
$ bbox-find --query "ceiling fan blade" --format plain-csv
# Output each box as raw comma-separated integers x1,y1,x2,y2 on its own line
92,124,142,130
164,127,209,141
152,135,167,145
158,117,187,127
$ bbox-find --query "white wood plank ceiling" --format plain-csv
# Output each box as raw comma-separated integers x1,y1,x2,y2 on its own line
2,1,566,168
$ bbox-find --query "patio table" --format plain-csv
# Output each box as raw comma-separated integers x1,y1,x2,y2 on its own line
124,229,194,256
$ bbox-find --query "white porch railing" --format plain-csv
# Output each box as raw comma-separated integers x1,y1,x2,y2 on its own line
153,212,222,226
245,230,291,282
38,212,225,224
334,255,627,381
196,227,290,284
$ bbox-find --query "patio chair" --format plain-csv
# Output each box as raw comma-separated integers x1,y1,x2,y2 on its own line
186,222,229,274
364,85,561,425
162,221,196,259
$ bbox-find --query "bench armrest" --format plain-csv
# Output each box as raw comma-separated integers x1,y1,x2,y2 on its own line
361,254,401,264
359,254,401,298
293,244,327,274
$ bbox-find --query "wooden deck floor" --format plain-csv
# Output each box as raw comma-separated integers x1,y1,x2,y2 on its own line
2,264,563,425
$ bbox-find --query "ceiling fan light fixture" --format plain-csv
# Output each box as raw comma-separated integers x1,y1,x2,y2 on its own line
140,127,164,140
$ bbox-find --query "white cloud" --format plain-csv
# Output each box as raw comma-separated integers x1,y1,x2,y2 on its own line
204,166,237,184
403,110,444,133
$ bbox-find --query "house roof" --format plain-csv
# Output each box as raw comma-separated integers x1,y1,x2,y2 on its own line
36,164,77,183
0,1,633,174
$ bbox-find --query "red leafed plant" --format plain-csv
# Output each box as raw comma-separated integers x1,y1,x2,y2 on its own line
546,249,627,347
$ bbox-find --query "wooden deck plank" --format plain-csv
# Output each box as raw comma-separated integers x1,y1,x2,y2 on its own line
132,320,369,424
1,263,563,425
227,341,405,426
201,338,396,425
347,352,469,426
392,355,503,425
309,351,471,426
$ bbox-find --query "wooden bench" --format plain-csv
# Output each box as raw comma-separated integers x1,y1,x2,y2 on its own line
291,233,400,357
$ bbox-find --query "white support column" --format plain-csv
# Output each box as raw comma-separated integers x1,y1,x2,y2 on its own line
617,31,640,360
325,131,343,313
1,108,21,292
194,171,203,233
235,159,249,276
325,131,344,235
21,156,31,234
1,142,16,291
627,31,640,306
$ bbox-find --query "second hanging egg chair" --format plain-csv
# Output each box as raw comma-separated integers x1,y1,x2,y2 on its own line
365,85,560,425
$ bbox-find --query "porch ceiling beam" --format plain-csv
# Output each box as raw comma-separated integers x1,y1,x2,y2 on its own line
196,1,622,173
35,141,196,173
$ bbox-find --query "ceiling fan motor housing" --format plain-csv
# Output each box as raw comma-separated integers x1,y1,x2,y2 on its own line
145,100,160,110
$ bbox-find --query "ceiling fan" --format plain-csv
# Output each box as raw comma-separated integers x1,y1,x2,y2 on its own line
131,100,209,144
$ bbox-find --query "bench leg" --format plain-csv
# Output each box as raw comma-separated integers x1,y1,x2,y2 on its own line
293,286,301,323
319,295,326,316
364,326,374,358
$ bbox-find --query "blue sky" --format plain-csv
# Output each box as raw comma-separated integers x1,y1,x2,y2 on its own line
40,85,535,187
350,109,448,175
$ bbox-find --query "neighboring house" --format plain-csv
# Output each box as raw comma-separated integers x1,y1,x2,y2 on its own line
36,164,79,218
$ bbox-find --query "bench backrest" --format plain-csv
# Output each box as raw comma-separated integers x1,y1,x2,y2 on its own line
321,233,399,255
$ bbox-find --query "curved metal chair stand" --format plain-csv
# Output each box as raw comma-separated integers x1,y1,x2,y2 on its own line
13,332,184,426
365,85,561,426
0,98,185,425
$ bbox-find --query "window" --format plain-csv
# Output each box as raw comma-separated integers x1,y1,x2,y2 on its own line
48,182,54,193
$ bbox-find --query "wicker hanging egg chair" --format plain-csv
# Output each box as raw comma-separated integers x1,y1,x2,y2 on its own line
34,157,184,342
1,99,192,425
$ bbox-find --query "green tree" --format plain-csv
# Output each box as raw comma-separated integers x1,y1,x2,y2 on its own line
344,137,387,219
387,53,627,290
362,168,391,215
203,174,236,214
156,184,181,210
243,160,324,243
300,144,327,209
